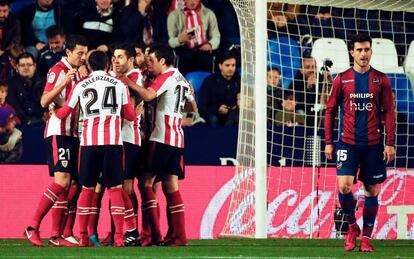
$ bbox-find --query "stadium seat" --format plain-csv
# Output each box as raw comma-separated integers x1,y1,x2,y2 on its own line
387,73,414,123
268,37,301,88
404,41,414,74
311,38,350,74
371,38,404,73
185,71,212,101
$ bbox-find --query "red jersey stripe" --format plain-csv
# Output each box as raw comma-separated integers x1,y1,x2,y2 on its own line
92,117,99,145
104,115,111,145
115,116,120,144
164,115,171,145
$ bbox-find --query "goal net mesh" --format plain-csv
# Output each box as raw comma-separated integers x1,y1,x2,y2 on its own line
220,0,414,239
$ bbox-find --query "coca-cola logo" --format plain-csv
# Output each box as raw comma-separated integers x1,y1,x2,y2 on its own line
200,168,414,239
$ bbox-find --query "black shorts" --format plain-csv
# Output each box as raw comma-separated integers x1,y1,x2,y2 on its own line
147,141,185,180
45,135,79,181
79,145,124,188
123,142,141,180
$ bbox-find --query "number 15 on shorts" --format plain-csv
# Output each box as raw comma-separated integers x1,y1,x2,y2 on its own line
336,149,347,162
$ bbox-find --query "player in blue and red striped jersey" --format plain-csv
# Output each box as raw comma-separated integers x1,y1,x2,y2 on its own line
325,34,396,253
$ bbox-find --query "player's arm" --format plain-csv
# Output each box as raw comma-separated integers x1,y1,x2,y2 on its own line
55,85,80,119
381,75,396,163
122,75,157,102
41,69,77,108
183,84,197,113
324,74,342,160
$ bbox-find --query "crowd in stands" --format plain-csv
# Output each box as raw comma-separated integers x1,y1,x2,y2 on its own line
1,0,413,163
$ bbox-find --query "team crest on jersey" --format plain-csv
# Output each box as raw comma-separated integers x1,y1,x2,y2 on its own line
372,76,381,85
337,162,342,170
61,160,68,168
47,72,56,83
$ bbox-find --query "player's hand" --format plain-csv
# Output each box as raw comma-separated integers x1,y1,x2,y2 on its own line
36,42,46,50
178,31,192,44
135,101,144,116
78,65,89,78
199,43,212,52
63,69,77,86
383,145,396,163
218,104,229,115
325,144,335,160
188,83,195,97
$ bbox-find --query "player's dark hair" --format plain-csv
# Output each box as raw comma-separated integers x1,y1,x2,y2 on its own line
349,34,372,50
45,25,65,39
114,42,136,59
0,0,10,7
0,80,7,90
17,52,36,64
88,51,108,71
148,44,175,66
133,41,147,53
66,34,88,51
217,50,237,65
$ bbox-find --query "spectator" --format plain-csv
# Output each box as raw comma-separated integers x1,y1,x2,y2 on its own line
37,25,66,78
6,52,46,125
267,67,304,127
167,0,220,75
267,3,301,40
19,0,73,57
289,56,328,126
74,0,120,51
119,0,168,45
198,51,240,127
0,43,25,81
0,81,22,163
0,0,21,56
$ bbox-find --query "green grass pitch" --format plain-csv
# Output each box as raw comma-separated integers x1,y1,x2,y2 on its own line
1,238,414,258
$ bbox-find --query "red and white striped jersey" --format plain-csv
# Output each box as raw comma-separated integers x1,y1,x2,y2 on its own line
44,58,81,138
63,71,132,146
149,68,194,148
121,69,144,146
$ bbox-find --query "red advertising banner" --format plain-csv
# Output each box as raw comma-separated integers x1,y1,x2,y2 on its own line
0,165,413,239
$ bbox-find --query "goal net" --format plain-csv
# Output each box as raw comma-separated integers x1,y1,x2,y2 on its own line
221,0,414,239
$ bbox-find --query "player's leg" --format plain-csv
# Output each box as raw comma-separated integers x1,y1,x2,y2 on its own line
24,136,71,246
359,144,386,252
103,145,127,247
162,147,188,246
77,146,101,247
88,183,104,246
336,142,360,251
122,142,140,246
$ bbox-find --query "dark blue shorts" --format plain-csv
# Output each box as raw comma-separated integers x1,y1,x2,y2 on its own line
79,145,123,188
123,142,141,180
147,141,185,180
45,135,79,181
335,142,387,185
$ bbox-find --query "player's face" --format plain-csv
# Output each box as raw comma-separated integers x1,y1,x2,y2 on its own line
219,58,236,80
351,41,372,69
267,69,281,87
48,34,65,53
185,0,200,10
17,57,36,79
113,49,131,73
0,5,9,22
67,45,88,68
135,48,145,68
147,53,162,75
96,0,112,10
0,87,7,104
37,0,54,9
301,58,316,79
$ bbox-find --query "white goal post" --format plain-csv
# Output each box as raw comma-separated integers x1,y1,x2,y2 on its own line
221,0,414,239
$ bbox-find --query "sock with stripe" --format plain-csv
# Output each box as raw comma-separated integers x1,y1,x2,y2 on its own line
129,192,139,227
77,188,95,238
50,190,68,237
122,190,137,232
88,191,102,236
108,188,125,242
166,190,187,241
338,192,356,225
63,185,80,237
31,182,65,229
363,196,379,238
141,186,161,242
